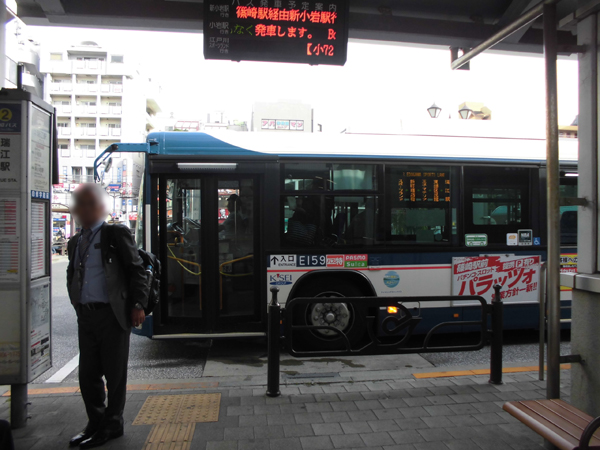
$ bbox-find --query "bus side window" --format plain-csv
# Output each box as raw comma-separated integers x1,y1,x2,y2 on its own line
283,195,320,247
386,166,451,244
560,172,578,246
463,166,530,244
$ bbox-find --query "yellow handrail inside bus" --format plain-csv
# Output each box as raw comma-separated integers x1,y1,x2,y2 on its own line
219,254,254,277
167,245,202,276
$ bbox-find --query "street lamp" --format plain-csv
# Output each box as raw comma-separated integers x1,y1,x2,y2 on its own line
427,103,442,118
458,106,473,120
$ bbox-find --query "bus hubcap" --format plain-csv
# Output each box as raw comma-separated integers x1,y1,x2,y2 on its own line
309,298,351,337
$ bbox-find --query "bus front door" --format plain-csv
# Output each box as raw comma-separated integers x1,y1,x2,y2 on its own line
158,175,261,335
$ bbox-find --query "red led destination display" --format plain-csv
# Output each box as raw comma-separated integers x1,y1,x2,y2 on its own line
204,0,349,65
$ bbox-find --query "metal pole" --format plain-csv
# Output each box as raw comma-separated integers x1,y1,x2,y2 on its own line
539,262,547,381
266,286,281,398
544,1,561,400
451,1,549,70
489,285,504,385
10,383,28,429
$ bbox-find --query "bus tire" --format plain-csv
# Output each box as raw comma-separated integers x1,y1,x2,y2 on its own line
291,278,367,351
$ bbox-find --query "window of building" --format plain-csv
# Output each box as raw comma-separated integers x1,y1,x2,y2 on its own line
54,101,71,106
560,171,578,246
72,167,82,183
59,144,70,157
80,144,96,158
108,123,121,128
111,55,124,63
50,53,63,61
386,166,452,244
57,122,70,127
108,102,122,107
463,166,530,244
85,167,94,183
78,123,96,128
283,163,377,191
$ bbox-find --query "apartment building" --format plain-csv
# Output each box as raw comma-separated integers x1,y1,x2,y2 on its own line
42,41,161,229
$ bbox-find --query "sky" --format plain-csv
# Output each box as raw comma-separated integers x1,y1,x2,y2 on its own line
25,26,579,135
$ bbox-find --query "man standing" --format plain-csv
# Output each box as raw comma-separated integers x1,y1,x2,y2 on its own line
66,184,148,448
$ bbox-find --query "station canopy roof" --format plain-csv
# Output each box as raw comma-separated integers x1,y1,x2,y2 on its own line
15,0,579,54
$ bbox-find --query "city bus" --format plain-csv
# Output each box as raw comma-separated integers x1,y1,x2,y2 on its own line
94,131,578,349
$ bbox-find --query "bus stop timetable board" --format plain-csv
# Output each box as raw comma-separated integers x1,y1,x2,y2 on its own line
204,0,349,65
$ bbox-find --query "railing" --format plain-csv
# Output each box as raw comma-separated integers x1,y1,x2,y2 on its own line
267,286,504,397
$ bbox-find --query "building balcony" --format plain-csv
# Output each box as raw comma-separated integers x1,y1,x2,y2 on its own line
55,105,72,114
73,128,97,137
43,60,73,75
74,106,98,115
74,83,99,94
50,82,73,93
100,84,123,94
58,127,71,136
99,105,122,115
99,127,121,136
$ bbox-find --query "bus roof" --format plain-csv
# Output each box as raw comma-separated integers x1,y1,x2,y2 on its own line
146,131,578,164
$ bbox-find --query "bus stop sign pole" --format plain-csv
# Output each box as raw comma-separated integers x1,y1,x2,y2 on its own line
0,91,55,428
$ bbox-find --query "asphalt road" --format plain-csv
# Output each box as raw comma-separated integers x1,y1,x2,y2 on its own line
34,257,570,384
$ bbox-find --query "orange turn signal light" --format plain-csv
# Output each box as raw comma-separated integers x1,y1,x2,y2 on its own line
387,306,398,314
453,313,460,318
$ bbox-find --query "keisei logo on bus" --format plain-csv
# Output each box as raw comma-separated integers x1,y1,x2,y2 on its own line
269,274,293,286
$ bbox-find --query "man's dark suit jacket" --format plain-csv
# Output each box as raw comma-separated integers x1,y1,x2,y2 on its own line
67,223,149,330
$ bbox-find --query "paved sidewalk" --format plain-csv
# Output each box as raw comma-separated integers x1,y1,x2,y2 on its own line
1,369,571,450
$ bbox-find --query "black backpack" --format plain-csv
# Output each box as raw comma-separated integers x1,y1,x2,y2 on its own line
106,224,161,315
138,248,161,315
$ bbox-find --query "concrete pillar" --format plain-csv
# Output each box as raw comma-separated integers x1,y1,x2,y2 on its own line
570,13,600,416
571,291,600,416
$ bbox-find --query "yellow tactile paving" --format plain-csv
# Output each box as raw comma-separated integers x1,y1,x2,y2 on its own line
132,394,221,425
143,423,195,450
414,364,572,379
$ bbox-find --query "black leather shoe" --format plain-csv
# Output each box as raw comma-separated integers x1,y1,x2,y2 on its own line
69,428,96,447
80,428,124,449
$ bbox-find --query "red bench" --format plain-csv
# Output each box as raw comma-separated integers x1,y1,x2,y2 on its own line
503,399,600,450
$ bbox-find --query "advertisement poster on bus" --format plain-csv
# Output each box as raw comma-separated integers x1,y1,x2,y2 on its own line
452,255,541,304
560,253,577,292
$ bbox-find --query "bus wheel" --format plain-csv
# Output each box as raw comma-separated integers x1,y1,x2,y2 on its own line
292,279,366,351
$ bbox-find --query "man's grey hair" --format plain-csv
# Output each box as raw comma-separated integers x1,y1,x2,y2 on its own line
71,183,109,209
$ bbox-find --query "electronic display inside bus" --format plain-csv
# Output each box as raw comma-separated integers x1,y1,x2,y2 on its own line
203,0,349,66
396,170,451,203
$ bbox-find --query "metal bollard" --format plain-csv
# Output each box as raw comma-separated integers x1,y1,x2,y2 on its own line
11,383,28,429
489,284,504,385
266,286,281,397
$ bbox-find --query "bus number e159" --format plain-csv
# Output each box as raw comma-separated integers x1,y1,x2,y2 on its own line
297,255,326,267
